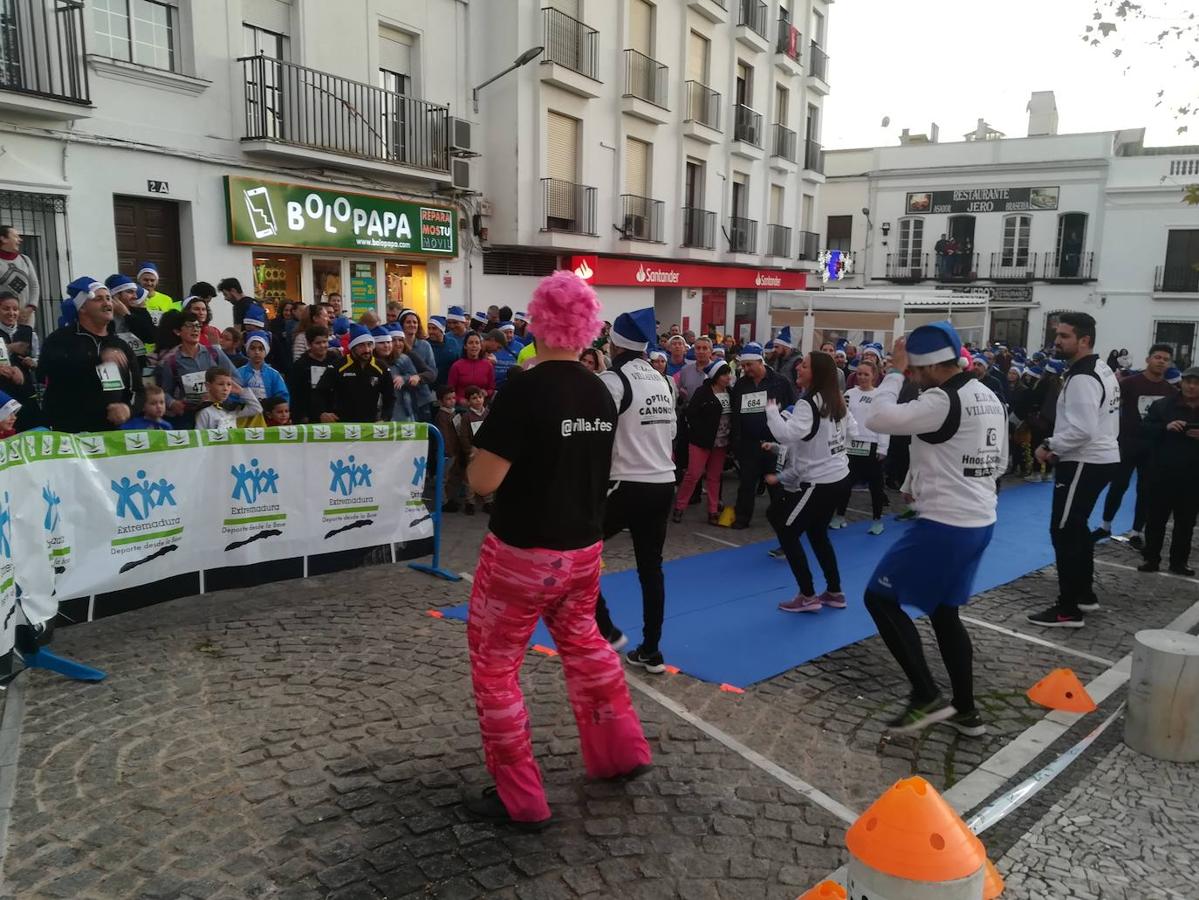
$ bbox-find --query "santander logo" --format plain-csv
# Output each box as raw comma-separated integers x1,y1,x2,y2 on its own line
755,272,782,287
635,263,681,284
573,258,595,281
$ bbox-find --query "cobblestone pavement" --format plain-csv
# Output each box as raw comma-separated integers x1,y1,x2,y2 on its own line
1,477,1197,899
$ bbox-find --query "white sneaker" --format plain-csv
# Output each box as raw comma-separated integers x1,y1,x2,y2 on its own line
829,515,847,530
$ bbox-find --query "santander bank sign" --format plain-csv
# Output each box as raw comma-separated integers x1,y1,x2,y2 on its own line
570,255,804,291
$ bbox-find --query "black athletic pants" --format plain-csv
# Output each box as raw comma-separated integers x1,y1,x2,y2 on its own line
1051,461,1118,614
767,478,850,596
1101,443,1150,531
1143,471,1199,570
595,480,674,654
734,439,782,526
838,451,887,520
865,591,975,715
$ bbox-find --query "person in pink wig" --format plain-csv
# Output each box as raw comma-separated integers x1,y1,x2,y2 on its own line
462,271,653,830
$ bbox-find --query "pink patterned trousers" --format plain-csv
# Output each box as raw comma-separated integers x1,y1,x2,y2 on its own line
467,532,653,822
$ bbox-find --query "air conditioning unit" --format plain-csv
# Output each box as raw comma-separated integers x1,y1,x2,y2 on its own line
450,118,473,156
623,214,647,240
452,159,471,190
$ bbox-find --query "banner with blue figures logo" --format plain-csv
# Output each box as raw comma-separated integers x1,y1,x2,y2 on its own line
56,429,205,598
0,437,23,655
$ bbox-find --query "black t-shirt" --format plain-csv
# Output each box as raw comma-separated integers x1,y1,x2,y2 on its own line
473,360,616,550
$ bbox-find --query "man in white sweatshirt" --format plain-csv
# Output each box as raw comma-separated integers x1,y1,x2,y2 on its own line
1027,312,1121,628
594,307,677,674
860,321,1007,736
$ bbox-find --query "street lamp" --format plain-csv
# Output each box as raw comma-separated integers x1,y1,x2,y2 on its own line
473,46,544,113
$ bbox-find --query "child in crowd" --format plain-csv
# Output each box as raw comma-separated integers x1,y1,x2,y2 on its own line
0,390,20,439
195,367,262,431
220,326,248,367
433,385,461,512
456,385,492,515
122,384,173,431
263,395,291,426
236,332,290,403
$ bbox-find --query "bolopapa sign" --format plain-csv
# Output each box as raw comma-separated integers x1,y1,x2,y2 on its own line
224,175,457,258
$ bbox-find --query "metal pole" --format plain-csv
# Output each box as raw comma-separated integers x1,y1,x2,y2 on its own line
408,423,462,582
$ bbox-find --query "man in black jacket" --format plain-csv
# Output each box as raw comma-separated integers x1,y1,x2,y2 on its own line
287,325,340,423
317,324,394,423
730,341,796,528
1138,367,1199,576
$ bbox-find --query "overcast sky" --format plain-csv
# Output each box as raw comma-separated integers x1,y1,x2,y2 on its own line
822,0,1193,150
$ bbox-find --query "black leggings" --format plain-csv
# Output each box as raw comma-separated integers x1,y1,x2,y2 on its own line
767,478,849,596
838,451,887,519
864,590,975,715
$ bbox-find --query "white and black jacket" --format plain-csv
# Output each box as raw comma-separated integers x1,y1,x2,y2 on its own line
863,372,1007,528
599,353,677,483
1045,355,1120,465
765,396,851,491
845,387,891,457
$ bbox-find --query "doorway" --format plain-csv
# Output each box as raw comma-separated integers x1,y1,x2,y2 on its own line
113,196,182,300
701,289,726,338
989,309,1028,348
947,215,975,277
1154,321,1195,368
1055,213,1087,277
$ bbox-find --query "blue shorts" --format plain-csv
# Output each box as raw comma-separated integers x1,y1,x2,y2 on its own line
868,519,994,614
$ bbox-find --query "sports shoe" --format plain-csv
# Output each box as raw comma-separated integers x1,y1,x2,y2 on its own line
768,546,786,559
1077,599,1101,612
1026,606,1085,628
1090,527,1111,543
828,515,847,530
606,630,629,652
1024,472,1046,483
778,594,822,614
596,762,654,783
463,786,553,832
708,513,721,526
885,697,955,734
626,646,666,674
896,508,917,521
1138,561,1159,573
818,591,847,609
946,708,987,737
869,520,885,536
1169,565,1196,577
1128,532,1145,550
671,508,684,524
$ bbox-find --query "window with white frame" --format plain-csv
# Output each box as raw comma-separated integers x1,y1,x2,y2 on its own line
898,217,924,267
1001,214,1031,267
93,0,177,71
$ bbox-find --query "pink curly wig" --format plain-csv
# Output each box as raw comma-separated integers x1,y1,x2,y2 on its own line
526,270,604,351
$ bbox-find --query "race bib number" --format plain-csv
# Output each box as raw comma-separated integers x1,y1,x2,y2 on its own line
149,308,164,326
310,365,325,387
0,338,8,365
119,333,146,356
847,439,870,457
741,391,767,413
96,361,124,392
180,370,207,399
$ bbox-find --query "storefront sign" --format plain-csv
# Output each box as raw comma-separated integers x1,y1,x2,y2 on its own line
349,262,378,320
939,285,1035,303
906,187,1059,215
225,176,458,257
569,256,806,290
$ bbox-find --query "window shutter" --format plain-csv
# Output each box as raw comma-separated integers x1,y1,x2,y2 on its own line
379,26,412,75
687,31,708,83
244,0,291,35
770,185,784,224
625,138,649,196
547,112,578,183
630,0,653,55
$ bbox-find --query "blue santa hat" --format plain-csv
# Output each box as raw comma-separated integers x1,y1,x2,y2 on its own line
835,337,849,352
136,261,159,279
428,315,448,332
774,326,793,349
611,307,657,352
369,326,393,345
514,311,529,324
386,321,404,335
105,273,138,295
347,323,374,350
472,311,489,325
399,308,421,325
242,303,267,329
330,315,351,336
648,349,668,362
860,342,884,360
59,275,103,327
1025,365,1044,379
499,321,515,333
764,339,775,351
712,346,726,358
0,389,21,422
906,321,962,367
1045,359,1067,376
704,359,732,381
740,341,765,362
1166,366,1182,385
685,347,696,360
447,305,466,323
245,331,271,350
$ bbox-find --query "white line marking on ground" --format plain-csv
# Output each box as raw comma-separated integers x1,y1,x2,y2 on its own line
960,615,1116,667
694,531,741,549
625,674,859,826
0,678,28,887
1095,557,1199,586
843,506,877,518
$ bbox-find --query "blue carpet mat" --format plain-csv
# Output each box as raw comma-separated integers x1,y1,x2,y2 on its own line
441,479,1135,687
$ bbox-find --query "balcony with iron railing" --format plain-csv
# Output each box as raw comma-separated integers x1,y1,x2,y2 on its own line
240,55,450,177
542,178,597,236
727,216,757,254
808,40,830,90
988,251,1038,283
803,138,824,174
798,230,820,261
619,194,664,243
771,123,797,163
775,15,802,75
885,253,930,282
682,207,716,249
767,224,792,258
540,7,600,96
1041,250,1096,282
1155,262,1199,293
935,252,979,283
621,48,668,122
735,0,769,51
0,0,90,116
733,103,763,147
683,81,721,140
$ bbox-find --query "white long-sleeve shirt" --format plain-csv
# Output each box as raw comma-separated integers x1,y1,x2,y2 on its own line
1045,355,1120,464
194,390,263,431
765,397,851,490
845,387,891,457
599,355,677,483
862,372,1007,528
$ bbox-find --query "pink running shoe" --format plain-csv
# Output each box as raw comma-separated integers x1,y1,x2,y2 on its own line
778,594,822,613
819,591,847,609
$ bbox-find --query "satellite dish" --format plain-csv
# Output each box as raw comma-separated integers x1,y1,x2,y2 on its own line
881,116,891,128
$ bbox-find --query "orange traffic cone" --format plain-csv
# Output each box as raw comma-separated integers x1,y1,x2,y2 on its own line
796,881,846,900
846,776,986,889
1026,668,1097,713
984,858,1005,898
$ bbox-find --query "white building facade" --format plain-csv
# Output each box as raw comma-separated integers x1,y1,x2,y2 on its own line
797,100,1199,365
1,0,473,330
469,0,832,340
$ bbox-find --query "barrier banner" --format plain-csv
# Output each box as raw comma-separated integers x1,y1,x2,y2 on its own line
0,423,434,655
